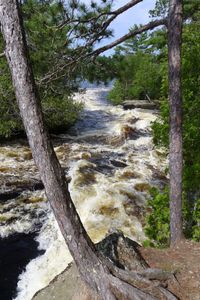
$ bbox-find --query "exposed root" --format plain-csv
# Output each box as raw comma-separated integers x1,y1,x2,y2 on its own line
139,268,175,281
109,275,157,300
91,232,181,300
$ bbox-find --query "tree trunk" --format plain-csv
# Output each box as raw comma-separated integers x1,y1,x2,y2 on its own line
168,0,183,246
0,0,114,297
0,1,180,299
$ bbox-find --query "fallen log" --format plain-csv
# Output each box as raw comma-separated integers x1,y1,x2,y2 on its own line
122,100,158,110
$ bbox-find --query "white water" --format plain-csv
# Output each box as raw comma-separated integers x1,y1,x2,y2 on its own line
0,87,167,300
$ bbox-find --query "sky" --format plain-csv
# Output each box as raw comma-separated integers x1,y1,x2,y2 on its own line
83,0,157,54
109,0,156,39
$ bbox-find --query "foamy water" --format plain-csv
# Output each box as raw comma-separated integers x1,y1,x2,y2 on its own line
0,87,167,300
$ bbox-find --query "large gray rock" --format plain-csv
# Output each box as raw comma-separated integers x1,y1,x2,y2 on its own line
122,100,158,110
96,231,149,271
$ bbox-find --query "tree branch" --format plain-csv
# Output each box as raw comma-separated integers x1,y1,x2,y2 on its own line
39,18,167,85
92,18,167,56
58,0,142,29
102,0,143,30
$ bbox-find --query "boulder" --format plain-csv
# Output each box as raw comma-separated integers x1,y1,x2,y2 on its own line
96,231,148,271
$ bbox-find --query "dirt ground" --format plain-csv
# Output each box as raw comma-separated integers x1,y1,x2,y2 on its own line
142,240,200,300
33,240,200,300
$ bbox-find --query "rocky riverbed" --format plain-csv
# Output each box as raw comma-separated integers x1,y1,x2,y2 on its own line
0,87,168,300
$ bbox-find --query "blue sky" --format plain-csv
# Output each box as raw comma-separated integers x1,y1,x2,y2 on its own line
110,0,156,39
83,0,157,53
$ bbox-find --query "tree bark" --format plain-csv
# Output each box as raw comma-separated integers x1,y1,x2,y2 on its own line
168,0,183,246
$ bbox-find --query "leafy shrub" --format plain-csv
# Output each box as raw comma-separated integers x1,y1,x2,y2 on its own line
107,80,125,105
145,188,200,247
42,96,83,133
192,198,200,242
145,187,170,247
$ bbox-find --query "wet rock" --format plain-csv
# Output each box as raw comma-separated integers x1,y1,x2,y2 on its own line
95,163,114,175
74,164,97,186
110,160,127,168
120,124,149,140
117,168,142,180
127,117,140,124
0,166,11,173
98,205,119,217
0,181,44,202
134,182,151,192
123,199,145,223
80,152,92,160
120,124,135,139
123,100,158,110
90,156,115,175
22,151,32,160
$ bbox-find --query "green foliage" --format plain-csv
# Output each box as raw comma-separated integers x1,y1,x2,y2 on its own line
108,51,162,105
107,80,125,105
146,4,200,246
43,96,83,132
145,188,170,247
0,0,83,138
145,188,200,247
152,11,200,194
83,55,117,84
192,198,200,241
149,0,169,18
149,0,200,19
151,98,169,147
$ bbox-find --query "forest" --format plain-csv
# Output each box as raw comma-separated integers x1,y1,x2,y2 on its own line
0,1,199,300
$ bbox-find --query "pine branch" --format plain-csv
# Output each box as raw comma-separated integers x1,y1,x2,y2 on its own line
92,18,167,56
58,0,142,29
39,18,167,85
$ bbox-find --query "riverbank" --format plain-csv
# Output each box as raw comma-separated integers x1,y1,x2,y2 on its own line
33,240,200,300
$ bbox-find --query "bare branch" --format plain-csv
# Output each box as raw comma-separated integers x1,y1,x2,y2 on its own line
0,52,5,58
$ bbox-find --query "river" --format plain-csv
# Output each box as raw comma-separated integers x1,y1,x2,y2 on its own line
0,87,167,300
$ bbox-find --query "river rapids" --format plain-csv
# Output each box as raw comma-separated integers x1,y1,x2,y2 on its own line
0,87,167,300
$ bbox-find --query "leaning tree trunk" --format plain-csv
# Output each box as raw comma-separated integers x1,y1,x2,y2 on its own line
0,0,114,298
168,0,183,246
0,1,180,299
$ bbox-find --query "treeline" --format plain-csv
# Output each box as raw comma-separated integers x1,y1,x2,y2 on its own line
108,30,164,104
107,2,200,244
